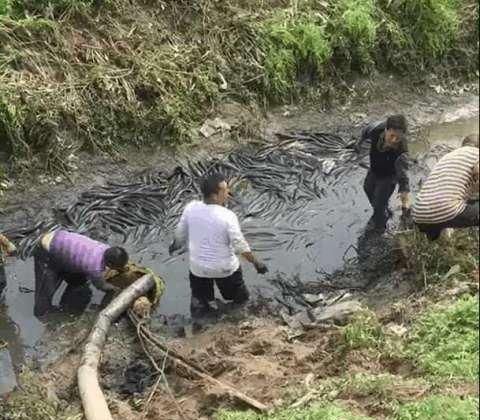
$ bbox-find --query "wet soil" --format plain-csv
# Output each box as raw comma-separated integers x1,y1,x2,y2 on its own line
0,78,478,382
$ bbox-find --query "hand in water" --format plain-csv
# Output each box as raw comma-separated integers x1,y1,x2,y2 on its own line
254,261,268,275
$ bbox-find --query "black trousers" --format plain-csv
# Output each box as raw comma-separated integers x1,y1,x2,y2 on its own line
189,268,249,312
33,247,90,317
416,200,479,241
363,171,397,231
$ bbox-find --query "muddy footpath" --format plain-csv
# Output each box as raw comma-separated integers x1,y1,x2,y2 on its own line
0,79,479,418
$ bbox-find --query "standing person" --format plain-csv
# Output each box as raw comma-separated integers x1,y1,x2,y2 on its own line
33,229,129,317
356,115,411,232
169,173,268,316
413,134,479,241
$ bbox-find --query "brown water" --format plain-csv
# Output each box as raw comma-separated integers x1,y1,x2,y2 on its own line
0,116,478,372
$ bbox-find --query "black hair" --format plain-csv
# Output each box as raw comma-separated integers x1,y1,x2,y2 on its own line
386,114,407,133
104,246,128,269
200,173,226,199
462,133,479,148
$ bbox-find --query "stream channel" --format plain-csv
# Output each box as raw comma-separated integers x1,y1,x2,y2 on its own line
0,116,478,371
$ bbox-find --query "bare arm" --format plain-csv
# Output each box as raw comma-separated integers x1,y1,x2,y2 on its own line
395,154,411,209
228,216,268,274
90,273,119,292
169,206,189,253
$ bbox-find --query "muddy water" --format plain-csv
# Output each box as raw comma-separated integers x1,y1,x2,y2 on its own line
0,116,478,369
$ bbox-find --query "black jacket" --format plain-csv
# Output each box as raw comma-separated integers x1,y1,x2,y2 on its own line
359,120,410,193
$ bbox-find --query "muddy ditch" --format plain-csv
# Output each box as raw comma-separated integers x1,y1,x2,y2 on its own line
0,87,478,416
0,110,477,362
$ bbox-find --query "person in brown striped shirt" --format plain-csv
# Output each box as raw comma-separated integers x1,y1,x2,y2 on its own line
413,134,479,240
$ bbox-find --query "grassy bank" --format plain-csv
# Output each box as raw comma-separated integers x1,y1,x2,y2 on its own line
216,228,479,419
0,0,478,178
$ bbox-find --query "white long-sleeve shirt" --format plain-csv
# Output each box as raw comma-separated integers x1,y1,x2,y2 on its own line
174,200,251,278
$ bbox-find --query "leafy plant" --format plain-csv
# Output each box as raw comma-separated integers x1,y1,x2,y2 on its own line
395,395,479,420
406,295,479,380
329,0,377,71
262,12,331,98
342,310,384,350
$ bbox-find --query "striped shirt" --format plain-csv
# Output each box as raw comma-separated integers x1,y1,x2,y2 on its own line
413,146,479,224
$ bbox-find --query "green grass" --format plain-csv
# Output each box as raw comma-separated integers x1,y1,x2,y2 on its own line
215,403,373,420
330,0,377,70
398,229,479,287
395,395,479,420
0,368,82,420
341,310,385,350
406,295,479,380
0,0,477,175
262,13,331,98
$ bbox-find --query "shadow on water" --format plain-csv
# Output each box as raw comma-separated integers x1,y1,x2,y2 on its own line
0,116,478,369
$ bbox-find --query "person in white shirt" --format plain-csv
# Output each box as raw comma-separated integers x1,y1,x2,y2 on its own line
169,173,268,315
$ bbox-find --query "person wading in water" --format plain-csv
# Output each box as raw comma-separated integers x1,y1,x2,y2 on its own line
413,133,479,240
356,114,411,232
169,173,268,316
33,230,129,317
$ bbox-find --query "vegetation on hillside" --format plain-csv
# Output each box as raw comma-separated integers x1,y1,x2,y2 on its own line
0,0,478,177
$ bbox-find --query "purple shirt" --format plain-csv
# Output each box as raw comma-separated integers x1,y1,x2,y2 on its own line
50,230,109,280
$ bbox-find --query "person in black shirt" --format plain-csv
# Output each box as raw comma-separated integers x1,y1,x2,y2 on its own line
356,115,411,232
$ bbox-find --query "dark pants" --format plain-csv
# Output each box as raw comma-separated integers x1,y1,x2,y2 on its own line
363,171,397,231
416,200,479,241
33,247,89,317
189,268,249,315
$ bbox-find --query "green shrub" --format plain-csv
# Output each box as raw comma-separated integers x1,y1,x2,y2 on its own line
262,13,331,98
406,295,479,380
395,395,479,420
329,0,377,71
342,310,384,350
0,0,9,15
378,0,460,70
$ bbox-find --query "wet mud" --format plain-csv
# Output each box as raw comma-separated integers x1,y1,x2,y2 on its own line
0,114,478,374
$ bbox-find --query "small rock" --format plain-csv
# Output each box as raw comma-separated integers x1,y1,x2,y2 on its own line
322,159,336,175
302,293,325,305
446,284,471,297
0,349,17,396
280,310,311,330
199,121,217,138
386,323,408,338
311,300,363,325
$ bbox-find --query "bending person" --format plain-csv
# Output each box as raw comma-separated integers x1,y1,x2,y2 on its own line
169,173,268,316
413,134,479,241
34,229,128,317
356,115,411,232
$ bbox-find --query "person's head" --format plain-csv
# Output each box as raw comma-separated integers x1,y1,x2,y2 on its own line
104,247,129,271
462,133,479,148
200,173,229,205
384,114,407,149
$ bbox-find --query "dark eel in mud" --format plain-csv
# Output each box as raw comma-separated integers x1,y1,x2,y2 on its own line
3,130,362,261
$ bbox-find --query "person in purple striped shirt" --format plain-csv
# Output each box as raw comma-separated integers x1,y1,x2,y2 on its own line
33,229,129,317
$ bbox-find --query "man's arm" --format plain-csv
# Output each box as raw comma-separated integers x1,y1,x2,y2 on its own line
356,120,385,151
169,206,189,254
395,153,411,210
227,215,268,274
0,234,16,256
90,273,119,292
